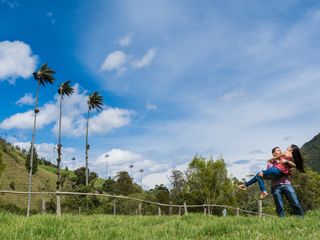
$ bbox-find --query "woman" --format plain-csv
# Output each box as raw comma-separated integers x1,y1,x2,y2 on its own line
238,144,304,200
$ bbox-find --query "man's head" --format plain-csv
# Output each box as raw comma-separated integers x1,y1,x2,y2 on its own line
272,147,282,157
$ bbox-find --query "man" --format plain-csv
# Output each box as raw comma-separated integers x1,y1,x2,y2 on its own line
268,147,304,217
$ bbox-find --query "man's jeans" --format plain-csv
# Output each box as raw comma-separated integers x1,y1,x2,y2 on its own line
271,184,304,217
245,167,283,192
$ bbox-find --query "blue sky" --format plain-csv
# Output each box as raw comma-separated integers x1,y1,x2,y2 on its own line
1,0,320,188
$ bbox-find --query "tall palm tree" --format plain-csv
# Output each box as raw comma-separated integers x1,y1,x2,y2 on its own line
139,168,144,187
27,64,55,217
85,92,103,185
129,164,134,177
56,81,74,216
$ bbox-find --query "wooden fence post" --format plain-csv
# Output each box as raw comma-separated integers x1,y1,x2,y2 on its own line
208,205,211,214
78,207,81,215
56,192,61,217
113,195,116,215
222,208,227,217
258,200,263,217
42,196,46,214
138,203,142,215
169,201,173,215
178,206,181,216
236,208,239,216
184,202,188,216
158,203,161,216
203,204,207,215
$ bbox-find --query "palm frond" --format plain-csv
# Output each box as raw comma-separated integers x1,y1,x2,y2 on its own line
58,81,74,97
88,91,103,112
33,63,55,86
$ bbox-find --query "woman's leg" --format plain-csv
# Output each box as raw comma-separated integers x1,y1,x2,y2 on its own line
260,167,283,180
244,174,266,192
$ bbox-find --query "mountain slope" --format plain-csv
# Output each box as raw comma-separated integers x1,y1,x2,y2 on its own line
0,146,57,210
301,132,320,173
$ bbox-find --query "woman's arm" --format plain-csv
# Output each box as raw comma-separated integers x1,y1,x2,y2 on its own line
280,159,296,168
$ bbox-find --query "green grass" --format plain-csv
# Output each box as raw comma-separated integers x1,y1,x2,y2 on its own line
0,210,319,239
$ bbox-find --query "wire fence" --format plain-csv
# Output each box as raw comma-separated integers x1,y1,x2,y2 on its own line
0,190,274,217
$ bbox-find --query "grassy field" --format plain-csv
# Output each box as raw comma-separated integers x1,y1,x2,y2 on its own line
0,210,319,240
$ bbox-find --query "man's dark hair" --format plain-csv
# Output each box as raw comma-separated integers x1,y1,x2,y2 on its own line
272,147,280,154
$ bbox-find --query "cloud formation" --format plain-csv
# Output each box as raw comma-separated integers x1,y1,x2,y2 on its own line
0,84,134,137
146,101,157,111
132,48,157,69
14,141,76,164
94,148,170,185
100,50,128,75
100,47,156,76
119,33,134,47
15,93,36,106
0,41,37,83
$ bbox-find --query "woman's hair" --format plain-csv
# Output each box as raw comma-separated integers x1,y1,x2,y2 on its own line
291,144,305,173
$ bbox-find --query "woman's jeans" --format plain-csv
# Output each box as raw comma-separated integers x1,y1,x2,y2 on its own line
271,184,304,217
245,167,283,192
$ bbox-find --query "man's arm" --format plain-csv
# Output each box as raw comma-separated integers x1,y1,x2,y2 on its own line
267,154,286,163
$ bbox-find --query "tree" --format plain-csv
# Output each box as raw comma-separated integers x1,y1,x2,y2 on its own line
25,146,39,175
150,184,170,204
27,63,55,217
72,167,98,187
186,155,236,206
291,168,320,211
113,171,141,195
85,92,103,185
102,178,116,193
56,81,74,215
169,169,187,204
56,81,74,193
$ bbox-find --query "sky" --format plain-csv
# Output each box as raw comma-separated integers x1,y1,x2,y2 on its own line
1,0,320,189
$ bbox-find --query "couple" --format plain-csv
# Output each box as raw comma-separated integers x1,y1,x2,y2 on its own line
239,144,304,217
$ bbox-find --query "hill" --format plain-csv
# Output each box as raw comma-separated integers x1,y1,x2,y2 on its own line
0,142,58,210
0,139,107,211
301,132,320,173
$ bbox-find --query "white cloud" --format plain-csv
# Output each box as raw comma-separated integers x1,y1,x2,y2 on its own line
15,93,35,106
96,148,140,166
0,41,37,83
0,83,133,137
0,103,58,130
0,0,19,9
14,141,76,165
90,108,132,134
94,148,171,187
146,101,157,111
220,89,245,101
119,33,134,47
132,48,157,69
143,163,187,189
100,50,128,74
46,12,56,24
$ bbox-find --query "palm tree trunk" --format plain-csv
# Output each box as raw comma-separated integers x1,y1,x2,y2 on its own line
85,108,90,186
27,81,40,217
56,94,63,216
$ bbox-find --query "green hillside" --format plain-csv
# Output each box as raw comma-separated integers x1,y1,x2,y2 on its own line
301,132,320,173
0,147,57,210
0,139,107,212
